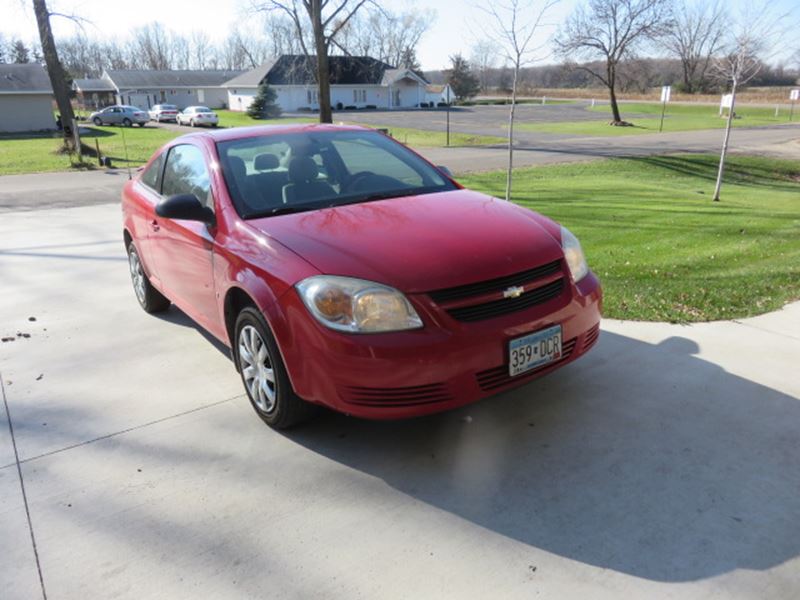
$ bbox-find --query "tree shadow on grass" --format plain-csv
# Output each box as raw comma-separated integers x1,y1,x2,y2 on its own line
627,155,800,191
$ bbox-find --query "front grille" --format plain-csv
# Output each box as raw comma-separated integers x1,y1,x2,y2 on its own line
582,324,600,351
446,278,564,323
428,260,562,304
476,337,578,392
345,383,452,407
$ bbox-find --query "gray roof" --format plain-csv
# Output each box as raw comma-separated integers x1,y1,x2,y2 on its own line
106,69,245,89
224,55,428,87
0,63,52,94
223,60,278,88
73,78,116,92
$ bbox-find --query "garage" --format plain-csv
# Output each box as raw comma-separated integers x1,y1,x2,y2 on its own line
0,63,55,133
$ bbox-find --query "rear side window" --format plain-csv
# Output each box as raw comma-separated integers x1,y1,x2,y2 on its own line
161,144,213,210
140,153,164,191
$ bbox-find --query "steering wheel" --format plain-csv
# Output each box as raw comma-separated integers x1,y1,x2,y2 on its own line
344,171,406,193
344,171,377,192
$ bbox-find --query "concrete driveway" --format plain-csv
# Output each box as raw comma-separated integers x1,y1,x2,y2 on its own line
1,200,799,599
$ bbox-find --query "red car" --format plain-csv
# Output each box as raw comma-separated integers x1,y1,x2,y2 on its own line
122,125,602,428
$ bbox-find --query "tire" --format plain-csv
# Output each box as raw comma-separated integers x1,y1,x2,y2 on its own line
234,307,315,429
137,122,145,127
93,117,102,126
127,242,170,313
123,117,132,127
211,123,218,128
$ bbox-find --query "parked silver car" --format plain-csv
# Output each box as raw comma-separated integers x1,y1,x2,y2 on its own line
149,104,179,122
89,105,149,127
176,106,219,127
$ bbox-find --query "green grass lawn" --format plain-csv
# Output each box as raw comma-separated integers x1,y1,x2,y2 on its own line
519,102,794,136
0,112,504,175
461,154,800,322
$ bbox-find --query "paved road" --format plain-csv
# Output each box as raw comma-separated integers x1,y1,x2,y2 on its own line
1,203,799,599
1,123,797,213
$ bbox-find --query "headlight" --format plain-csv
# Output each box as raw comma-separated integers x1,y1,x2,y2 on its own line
295,276,423,333
561,226,589,282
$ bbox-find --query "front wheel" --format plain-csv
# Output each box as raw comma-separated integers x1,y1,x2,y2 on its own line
235,307,315,429
127,242,170,313
93,116,102,126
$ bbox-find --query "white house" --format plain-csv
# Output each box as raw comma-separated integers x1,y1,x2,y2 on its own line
424,83,455,106
224,55,430,113
0,63,54,133
101,69,244,110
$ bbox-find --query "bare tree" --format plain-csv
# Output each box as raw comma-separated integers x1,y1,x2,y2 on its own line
32,0,79,153
662,0,726,93
470,39,500,92
336,8,433,67
710,9,786,201
131,23,174,69
477,0,559,201
555,0,672,124
253,0,375,123
189,30,213,69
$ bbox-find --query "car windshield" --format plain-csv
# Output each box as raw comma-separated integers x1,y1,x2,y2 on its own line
216,130,456,219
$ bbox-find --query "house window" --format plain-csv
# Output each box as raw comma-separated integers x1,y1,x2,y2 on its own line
353,89,366,103
307,89,319,104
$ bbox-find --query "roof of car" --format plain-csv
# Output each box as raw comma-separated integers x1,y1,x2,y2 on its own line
175,123,372,144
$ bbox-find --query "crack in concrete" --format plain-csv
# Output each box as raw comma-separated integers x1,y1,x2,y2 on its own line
0,394,243,471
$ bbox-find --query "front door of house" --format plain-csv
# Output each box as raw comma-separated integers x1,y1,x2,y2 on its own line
393,89,401,108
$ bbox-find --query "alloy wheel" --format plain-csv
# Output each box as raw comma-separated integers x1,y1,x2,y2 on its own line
239,325,277,413
128,248,146,304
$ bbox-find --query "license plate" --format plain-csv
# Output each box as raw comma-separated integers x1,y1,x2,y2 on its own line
508,325,562,377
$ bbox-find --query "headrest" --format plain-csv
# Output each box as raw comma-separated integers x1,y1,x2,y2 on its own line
227,155,246,177
254,153,279,171
288,157,319,183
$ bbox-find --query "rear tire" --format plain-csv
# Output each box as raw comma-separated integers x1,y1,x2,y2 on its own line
234,307,316,429
127,242,170,313
123,117,132,127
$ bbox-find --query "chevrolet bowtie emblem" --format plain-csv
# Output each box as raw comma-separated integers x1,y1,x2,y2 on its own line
503,286,524,299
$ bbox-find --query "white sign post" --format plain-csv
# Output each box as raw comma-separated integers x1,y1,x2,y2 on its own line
658,85,671,132
790,89,799,121
720,93,733,116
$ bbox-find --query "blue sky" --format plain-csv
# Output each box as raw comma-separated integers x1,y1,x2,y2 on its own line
2,0,797,71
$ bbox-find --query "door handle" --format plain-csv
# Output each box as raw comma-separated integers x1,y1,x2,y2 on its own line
150,219,160,232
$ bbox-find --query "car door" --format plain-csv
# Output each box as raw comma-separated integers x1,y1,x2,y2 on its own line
151,143,221,333
130,153,165,278
109,107,123,124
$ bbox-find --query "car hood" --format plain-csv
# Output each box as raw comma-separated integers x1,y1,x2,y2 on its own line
247,189,564,293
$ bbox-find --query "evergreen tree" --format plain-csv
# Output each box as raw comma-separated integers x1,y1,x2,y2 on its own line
400,47,424,81
11,40,30,64
445,54,480,101
247,82,282,119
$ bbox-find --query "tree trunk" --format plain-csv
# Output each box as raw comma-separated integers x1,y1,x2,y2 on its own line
505,61,519,202
308,0,332,124
607,64,622,123
713,78,737,202
32,0,78,152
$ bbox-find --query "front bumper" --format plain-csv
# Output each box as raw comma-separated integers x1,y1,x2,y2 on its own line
274,271,602,419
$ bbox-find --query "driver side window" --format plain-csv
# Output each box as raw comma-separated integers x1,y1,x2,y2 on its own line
161,144,213,211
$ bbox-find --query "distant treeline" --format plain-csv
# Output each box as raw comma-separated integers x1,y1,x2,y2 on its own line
430,58,798,95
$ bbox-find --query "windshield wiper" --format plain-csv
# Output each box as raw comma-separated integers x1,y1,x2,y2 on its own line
345,190,417,205
248,205,315,219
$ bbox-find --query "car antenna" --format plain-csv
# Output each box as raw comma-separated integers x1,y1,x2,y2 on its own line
120,124,132,180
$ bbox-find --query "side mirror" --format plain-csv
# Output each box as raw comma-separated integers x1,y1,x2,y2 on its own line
437,165,454,178
156,194,215,225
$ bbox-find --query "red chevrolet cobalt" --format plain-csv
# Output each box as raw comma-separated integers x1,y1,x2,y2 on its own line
122,125,601,428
